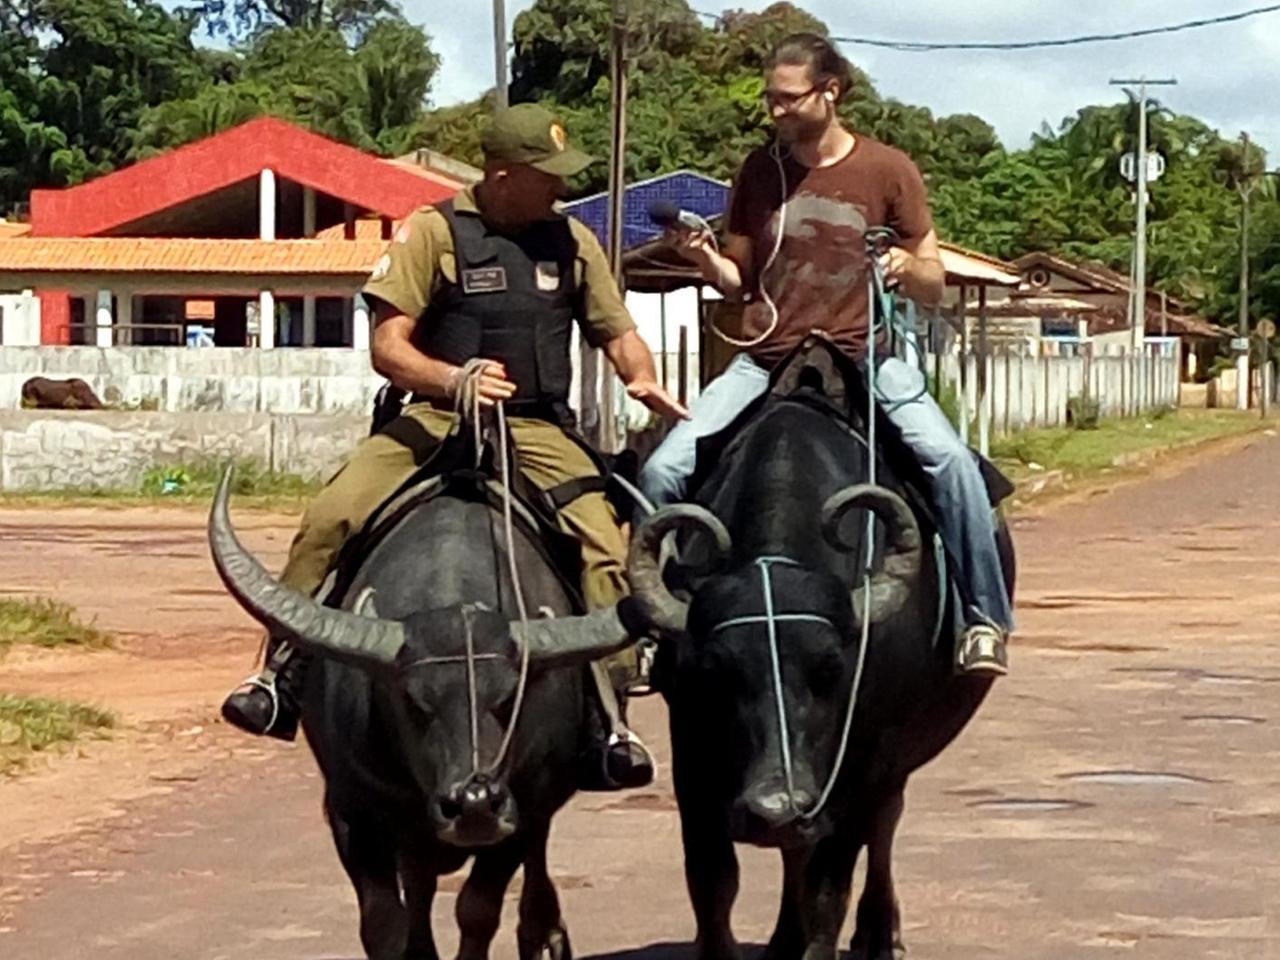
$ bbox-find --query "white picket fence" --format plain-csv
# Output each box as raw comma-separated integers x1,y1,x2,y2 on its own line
927,349,1181,453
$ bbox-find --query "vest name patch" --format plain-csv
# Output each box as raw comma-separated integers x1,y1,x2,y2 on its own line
461,266,508,294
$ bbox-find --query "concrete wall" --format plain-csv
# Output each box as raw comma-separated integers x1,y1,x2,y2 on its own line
0,346,385,414
625,288,714,404
0,410,365,491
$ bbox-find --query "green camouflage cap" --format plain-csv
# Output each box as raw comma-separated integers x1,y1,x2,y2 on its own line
481,103,595,177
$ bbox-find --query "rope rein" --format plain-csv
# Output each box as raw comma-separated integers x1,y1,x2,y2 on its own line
402,361,533,781
708,239,894,823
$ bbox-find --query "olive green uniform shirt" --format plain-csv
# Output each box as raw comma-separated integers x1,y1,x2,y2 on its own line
362,186,635,348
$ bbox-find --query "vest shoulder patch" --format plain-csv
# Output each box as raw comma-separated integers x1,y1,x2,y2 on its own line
534,261,561,291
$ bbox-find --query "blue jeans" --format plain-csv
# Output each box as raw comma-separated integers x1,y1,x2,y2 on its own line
639,353,1014,632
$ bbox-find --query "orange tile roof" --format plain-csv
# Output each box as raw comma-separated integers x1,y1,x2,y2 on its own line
0,237,386,275
315,219,389,241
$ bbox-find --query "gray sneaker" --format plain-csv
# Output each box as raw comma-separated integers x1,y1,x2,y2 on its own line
957,623,1009,676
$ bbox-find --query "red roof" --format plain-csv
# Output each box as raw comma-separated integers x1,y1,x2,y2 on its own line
30,117,460,238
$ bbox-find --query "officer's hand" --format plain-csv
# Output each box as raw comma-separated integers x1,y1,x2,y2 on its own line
626,380,690,421
448,360,517,406
663,225,716,266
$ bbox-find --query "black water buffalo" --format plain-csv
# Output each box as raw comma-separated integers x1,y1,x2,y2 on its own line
209,468,639,960
20,376,103,409
626,372,1014,960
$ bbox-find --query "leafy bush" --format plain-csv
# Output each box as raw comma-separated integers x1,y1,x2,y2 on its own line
1066,396,1100,430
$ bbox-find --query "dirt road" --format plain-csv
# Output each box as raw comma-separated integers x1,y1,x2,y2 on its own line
1,435,1278,959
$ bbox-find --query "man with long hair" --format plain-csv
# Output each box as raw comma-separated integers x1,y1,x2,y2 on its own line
643,33,1011,675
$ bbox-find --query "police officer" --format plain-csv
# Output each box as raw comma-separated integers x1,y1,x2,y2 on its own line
222,104,687,789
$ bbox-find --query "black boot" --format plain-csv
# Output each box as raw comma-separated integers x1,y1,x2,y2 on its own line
578,669,655,791
221,648,308,741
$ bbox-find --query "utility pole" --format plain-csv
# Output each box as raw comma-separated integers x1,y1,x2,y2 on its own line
492,0,508,110
1236,131,1256,410
1109,78,1177,355
606,0,628,284
589,0,629,451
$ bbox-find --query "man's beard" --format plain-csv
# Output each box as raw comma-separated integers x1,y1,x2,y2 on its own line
776,113,829,146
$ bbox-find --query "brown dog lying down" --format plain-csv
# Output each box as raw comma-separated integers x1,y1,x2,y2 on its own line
20,376,104,410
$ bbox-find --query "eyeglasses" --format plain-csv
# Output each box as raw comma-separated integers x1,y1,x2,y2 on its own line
762,85,823,111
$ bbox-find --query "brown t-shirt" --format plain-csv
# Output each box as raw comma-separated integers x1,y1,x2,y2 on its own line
727,136,934,368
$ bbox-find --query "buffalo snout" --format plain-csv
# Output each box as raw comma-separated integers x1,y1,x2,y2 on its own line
434,774,517,847
730,776,817,848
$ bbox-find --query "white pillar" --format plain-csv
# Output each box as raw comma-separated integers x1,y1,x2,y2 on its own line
302,186,316,238
301,185,317,346
259,290,275,350
116,291,133,346
1237,353,1250,410
259,168,277,241
302,296,317,346
353,295,371,351
95,290,113,347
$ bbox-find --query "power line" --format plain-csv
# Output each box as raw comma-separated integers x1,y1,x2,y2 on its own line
694,4,1280,52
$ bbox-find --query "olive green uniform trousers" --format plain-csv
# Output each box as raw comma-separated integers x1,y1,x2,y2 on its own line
280,404,629,630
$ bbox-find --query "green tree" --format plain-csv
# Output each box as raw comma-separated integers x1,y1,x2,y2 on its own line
509,0,701,104
187,0,400,41
0,0,209,208
355,18,441,154
132,18,440,157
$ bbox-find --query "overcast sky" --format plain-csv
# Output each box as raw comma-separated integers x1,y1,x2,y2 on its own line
412,1,1280,162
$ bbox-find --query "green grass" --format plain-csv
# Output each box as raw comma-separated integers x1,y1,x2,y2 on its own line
0,694,115,775
0,457,320,510
992,409,1269,480
0,596,112,656
138,458,318,500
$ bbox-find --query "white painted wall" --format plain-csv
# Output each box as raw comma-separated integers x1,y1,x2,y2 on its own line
0,291,41,346
624,285,720,401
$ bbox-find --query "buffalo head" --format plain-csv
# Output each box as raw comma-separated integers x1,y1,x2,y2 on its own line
208,469,635,847
625,486,922,847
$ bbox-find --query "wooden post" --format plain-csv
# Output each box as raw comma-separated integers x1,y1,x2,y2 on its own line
677,324,689,408
1121,353,1128,417
977,285,988,418
1042,355,1051,428
1002,349,1012,436
930,307,940,400
957,287,969,445
659,288,669,389
695,283,706,388
982,353,993,452
1017,351,1027,429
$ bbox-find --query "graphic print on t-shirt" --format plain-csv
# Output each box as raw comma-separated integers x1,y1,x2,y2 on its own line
763,192,870,295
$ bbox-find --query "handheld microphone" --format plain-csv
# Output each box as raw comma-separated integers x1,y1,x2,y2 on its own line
648,200,710,233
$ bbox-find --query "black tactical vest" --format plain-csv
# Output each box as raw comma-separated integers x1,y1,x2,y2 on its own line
417,200,580,425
